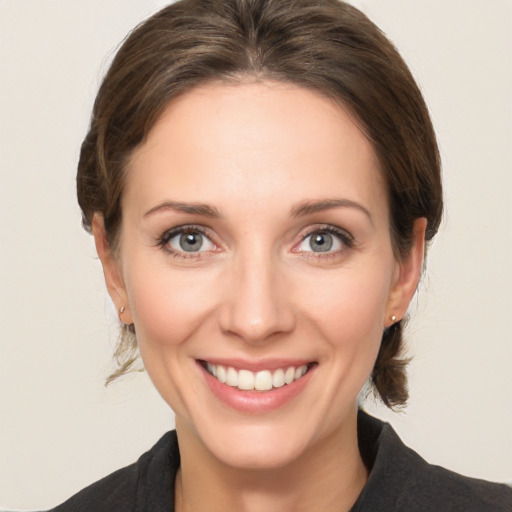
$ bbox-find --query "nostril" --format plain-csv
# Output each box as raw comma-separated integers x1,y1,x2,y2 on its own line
218,307,297,344
216,267,296,343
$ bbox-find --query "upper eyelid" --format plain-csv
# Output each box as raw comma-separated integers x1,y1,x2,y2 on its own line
298,224,353,240
160,224,211,239
158,224,217,248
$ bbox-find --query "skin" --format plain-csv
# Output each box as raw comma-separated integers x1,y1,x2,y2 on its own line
93,81,426,512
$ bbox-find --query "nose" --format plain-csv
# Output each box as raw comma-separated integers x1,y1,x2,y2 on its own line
218,250,296,344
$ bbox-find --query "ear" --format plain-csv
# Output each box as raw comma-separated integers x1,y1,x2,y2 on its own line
385,218,427,326
92,214,133,325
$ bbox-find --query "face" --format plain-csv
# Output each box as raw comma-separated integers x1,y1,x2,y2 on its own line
95,81,424,470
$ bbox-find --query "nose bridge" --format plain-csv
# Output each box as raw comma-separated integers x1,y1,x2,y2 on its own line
219,242,294,343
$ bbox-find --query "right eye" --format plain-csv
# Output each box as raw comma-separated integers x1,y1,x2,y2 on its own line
159,226,217,256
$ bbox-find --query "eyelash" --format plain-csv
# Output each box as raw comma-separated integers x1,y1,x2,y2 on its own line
157,224,216,260
295,225,354,258
156,224,354,260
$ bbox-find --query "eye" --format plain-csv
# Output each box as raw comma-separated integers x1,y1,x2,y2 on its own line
160,226,217,255
295,227,351,254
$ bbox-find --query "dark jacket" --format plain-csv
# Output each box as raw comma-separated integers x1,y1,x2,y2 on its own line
51,411,512,511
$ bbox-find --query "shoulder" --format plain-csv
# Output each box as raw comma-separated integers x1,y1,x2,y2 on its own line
49,462,139,512
354,411,512,512
49,430,179,512
401,461,512,511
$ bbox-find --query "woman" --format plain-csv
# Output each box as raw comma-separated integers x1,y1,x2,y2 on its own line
49,0,510,510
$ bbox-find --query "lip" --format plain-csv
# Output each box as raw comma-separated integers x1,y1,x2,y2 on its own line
197,359,317,414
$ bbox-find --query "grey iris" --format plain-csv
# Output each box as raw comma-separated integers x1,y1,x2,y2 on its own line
310,233,333,252
180,232,203,252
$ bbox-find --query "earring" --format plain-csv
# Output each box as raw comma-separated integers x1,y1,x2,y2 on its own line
119,306,126,315
391,315,397,323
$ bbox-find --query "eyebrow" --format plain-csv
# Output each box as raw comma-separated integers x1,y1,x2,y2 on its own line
290,198,373,224
144,201,222,218
144,197,372,223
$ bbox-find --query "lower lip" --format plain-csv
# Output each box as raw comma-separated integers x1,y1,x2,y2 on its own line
198,362,316,414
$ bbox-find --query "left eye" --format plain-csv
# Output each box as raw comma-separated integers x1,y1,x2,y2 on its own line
167,230,216,253
296,230,344,253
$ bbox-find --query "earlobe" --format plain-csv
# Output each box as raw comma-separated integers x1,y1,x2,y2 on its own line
92,214,133,325
386,218,427,326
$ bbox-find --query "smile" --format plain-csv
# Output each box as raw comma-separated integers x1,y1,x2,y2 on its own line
203,362,313,392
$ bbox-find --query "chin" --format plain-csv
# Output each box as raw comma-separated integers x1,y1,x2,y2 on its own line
202,423,313,471
185,394,352,473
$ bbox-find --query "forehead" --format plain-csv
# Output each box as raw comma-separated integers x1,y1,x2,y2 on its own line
126,81,387,221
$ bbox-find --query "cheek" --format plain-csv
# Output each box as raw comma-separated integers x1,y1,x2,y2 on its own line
125,262,217,352
297,261,394,373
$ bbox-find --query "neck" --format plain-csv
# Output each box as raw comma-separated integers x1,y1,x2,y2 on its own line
174,412,368,512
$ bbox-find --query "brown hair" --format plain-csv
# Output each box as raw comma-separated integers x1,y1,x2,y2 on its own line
78,0,443,408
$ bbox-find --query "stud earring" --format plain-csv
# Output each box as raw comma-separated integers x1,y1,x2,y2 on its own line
119,306,126,315
391,315,397,323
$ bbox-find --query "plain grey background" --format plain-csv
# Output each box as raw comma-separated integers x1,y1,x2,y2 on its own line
1,0,511,509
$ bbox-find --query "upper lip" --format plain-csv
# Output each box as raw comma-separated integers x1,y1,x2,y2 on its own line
197,358,315,372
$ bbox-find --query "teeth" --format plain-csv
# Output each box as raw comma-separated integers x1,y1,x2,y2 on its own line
272,368,285,388
226,367,238,387
205,363,310,391
238,369,254,390
216,365,226,384
206,362,216,377
295,366,307,379
255,370,273,391
285,367,295,385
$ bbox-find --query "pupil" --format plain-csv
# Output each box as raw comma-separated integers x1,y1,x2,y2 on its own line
310,233,333,252
180,232,202,252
